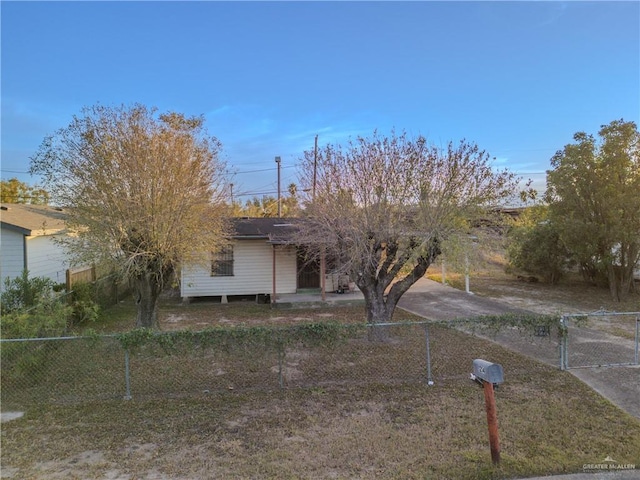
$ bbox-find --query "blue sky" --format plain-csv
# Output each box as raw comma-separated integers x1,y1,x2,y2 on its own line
2,1,638,200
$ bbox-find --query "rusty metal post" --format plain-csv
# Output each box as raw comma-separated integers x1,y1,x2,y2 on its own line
483,381,500,465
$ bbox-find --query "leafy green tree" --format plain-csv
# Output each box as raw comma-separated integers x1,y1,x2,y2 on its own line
0,178,50,204
30,104,230,328
295,131,518,338
241,195,280,217
507,206,571,284
236,185,300,217
546,119,640,300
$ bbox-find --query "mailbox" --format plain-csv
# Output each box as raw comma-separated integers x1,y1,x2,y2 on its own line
472,359,504,465
472,359,504,385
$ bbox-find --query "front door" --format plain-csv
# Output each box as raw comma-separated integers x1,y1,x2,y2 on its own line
297,250,320,289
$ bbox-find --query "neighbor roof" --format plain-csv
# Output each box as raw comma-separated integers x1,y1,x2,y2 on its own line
0,203,68,236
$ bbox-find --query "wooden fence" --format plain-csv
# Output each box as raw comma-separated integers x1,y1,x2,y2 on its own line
66,266,96,291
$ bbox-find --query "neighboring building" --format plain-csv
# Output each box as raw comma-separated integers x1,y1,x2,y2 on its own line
180,217,323,302
0,203,72,290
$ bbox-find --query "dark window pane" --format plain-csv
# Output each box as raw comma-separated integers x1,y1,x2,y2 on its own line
211,246,234,276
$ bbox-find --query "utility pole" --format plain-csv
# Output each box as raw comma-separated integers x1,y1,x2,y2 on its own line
312,136,326,301
313,134,318,199
230,183,234,207
275,156,281,218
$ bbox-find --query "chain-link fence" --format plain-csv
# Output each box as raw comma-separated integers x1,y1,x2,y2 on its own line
1,318,567,409
560,311,640,370
83,273,131,308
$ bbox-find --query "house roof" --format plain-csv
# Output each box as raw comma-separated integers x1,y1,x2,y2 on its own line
0,203,68,236
0,208,298,242
232,217,298,244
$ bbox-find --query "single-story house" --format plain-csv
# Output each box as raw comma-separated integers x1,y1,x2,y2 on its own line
0,203,73,290
180,217,335,302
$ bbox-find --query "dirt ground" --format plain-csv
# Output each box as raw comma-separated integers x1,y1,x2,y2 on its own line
427,260,640,315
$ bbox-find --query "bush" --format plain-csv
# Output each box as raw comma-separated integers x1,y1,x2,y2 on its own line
1,271,72,338
1,270,57,313
69,281,100,326
507,212,572,284
1,304,70,339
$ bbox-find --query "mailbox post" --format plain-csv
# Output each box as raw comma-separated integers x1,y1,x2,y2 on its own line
471,359,504,465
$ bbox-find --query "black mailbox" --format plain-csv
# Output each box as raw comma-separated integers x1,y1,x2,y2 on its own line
472,359,504,384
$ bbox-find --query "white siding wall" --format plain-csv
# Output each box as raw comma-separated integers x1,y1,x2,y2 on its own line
26,235,71,286
0,228,25,290
181,241,297,298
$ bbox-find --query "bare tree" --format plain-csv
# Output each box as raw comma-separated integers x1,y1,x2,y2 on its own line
30,104,230,328
296,131,518,339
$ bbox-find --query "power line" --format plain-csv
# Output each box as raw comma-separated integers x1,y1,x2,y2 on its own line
231,164,297,175
235,190,279,198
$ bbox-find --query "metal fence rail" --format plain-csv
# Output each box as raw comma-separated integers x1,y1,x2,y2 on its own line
0,321,559,408
559,311,640,370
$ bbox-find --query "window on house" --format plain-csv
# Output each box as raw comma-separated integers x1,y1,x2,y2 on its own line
211,246,234,276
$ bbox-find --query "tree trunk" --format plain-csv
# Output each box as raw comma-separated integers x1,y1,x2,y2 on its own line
607,264,621,302
358,240,439,342
607,263,635,302
363,287,395,342
133,272,162,329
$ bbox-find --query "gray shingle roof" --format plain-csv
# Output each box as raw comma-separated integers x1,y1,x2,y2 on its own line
0,203,68,236
232,217,297,243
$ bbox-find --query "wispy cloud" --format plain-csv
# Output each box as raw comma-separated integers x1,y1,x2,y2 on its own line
537,2,568,27
206,105,232,117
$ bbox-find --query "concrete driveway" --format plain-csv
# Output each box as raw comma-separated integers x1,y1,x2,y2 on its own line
399,277,530,320
398,278,640,420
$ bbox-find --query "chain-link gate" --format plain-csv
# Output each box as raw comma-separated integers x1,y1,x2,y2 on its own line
559,310,640,370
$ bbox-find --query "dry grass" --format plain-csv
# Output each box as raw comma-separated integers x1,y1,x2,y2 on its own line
3,373,640,480
89,298,372,334
3,259,640,479
3,309,640,479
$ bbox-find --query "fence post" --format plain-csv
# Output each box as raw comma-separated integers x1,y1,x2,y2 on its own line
635,317,639,366
124,349,132,400
425,324,434,386
559,316,567,370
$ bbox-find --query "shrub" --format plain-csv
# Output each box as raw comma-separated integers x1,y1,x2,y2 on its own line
1,271,72,338
1,270,57,313
69,281,100,326
507,211,572,284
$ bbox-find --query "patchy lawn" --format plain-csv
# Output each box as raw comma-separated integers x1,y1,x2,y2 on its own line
87,298,376,334
4,298,640,479
4,259,640,479
3,372,640,480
